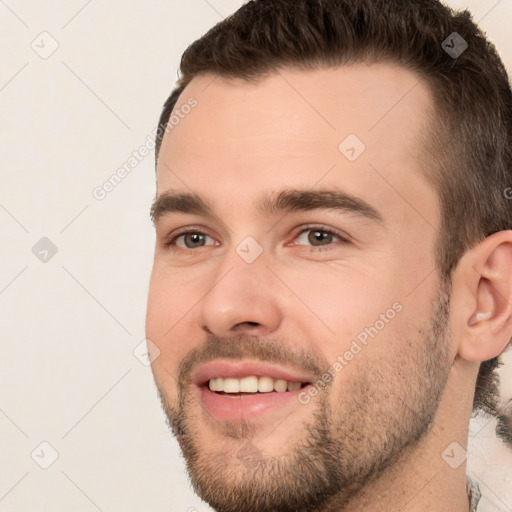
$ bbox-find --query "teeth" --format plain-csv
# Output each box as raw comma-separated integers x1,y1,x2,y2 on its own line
208,376,304,393
209,378,223,392
287,381,301,391
258,376,274,392
240,376,258,392
223,378,239,393
274,379,287,392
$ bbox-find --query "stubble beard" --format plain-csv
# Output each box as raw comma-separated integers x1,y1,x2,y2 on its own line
156,284,452,512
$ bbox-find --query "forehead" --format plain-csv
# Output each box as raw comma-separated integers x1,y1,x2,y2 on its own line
156,63,438,231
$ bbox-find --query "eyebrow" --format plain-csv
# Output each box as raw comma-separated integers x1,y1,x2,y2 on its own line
150,188,384,226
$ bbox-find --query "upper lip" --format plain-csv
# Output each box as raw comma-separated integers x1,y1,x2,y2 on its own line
191,360,315,386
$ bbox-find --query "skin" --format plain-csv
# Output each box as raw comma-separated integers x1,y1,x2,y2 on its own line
146,63,512,511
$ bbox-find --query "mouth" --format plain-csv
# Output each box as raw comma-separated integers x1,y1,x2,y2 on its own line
208,376,309,395
192,361,314,422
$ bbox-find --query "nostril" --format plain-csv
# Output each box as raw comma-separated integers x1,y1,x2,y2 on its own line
235,321,260,328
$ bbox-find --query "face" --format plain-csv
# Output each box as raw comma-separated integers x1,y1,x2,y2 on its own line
146,64,454,512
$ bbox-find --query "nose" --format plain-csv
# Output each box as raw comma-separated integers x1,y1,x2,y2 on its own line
198,250,283,339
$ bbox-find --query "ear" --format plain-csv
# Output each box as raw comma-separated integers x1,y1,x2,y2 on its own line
451,230,512,362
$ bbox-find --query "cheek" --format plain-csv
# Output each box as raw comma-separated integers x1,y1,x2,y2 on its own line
145,267,199,395
282,263,399,346
285,258,436,374
321,301,429,409
146,263,203,335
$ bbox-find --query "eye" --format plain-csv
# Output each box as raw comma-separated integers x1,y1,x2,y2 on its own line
164,225,348,252
169,231,216,249
292,226,347,248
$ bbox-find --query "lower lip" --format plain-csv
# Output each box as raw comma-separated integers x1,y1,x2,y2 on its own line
197,385,307,422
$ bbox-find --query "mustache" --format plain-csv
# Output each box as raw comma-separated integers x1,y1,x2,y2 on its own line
177,333,328,386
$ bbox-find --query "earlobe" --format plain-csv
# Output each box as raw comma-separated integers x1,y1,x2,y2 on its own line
455,231,512,362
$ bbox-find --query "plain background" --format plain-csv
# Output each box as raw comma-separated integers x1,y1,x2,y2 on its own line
0,1,511,510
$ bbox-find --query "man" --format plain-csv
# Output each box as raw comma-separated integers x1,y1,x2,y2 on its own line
145,0,512,510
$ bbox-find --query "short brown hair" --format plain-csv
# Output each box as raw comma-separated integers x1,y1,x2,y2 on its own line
154,0,512,438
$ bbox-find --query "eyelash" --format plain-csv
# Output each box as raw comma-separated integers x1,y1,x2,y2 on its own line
164,224,349,252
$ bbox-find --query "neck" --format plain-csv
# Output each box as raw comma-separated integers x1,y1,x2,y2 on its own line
321,435,470,512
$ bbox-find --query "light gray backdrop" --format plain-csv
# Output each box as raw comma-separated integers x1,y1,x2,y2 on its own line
0,1,511,510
